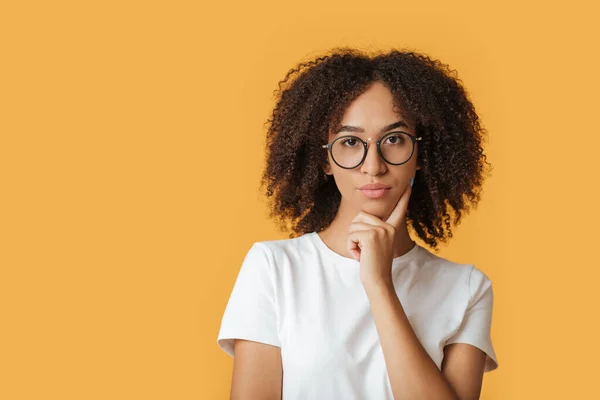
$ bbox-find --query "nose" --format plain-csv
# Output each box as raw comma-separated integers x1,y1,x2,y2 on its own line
360,138,386,176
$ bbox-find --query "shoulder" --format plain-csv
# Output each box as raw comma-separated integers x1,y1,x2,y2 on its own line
249,232,315,268
415,248,492,296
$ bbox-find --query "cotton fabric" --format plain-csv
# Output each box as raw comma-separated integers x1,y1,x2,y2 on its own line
217,231,498,399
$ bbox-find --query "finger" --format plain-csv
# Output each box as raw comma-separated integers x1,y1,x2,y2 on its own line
347,227,373,261
348,221,377,233
385,183,412,229
386,184,410,226
352,211,387,227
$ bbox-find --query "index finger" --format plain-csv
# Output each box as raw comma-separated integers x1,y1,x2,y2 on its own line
385,183,412,229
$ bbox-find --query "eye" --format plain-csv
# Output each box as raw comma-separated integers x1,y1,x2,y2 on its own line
340,137,359,147
385,133,406,145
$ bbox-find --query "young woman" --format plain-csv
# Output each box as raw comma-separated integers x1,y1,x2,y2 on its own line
217,47,499,400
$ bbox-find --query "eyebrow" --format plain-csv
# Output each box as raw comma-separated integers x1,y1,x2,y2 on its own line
334,120,409,135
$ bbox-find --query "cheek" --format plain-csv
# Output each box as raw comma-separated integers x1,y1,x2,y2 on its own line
330,171,354,195
333,174,370,208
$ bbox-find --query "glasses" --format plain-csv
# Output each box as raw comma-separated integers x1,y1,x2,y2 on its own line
322,131,422,169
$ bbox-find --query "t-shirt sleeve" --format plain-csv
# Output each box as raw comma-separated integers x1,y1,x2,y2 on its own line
217,242,281,357
445,265,499,373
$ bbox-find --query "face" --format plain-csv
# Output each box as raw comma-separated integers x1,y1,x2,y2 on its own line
323,81,421,220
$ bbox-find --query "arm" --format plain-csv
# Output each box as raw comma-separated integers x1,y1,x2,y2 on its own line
217,243,283,399
231,339,282,400
364,279,487,400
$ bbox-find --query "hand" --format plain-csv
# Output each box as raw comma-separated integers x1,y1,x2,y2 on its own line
348,179,414,286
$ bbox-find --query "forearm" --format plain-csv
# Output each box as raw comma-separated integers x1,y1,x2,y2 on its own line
364,279,458,400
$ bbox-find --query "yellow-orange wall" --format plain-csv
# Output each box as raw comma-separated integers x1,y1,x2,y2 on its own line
1,0,598,399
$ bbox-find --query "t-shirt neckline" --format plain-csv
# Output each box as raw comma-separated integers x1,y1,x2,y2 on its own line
308,231,422,269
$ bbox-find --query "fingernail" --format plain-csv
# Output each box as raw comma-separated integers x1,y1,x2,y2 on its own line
409,176,415,187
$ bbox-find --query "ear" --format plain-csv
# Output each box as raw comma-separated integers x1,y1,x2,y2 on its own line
323,161,332,175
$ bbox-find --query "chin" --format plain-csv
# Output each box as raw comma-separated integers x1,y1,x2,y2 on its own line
357,202,390,219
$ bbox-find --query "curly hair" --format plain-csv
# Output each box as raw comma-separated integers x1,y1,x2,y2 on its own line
259,47,492,252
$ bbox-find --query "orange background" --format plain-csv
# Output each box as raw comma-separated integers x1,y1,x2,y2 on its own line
1,1,598,399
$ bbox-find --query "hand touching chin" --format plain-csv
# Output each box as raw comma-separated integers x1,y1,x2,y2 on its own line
356,197,401,220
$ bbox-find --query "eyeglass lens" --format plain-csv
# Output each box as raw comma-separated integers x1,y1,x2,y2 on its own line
331,132,414,168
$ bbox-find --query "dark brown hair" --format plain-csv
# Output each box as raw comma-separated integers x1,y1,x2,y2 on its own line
260,47,492,252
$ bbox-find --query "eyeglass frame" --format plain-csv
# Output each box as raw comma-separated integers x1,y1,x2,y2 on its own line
321,131,423,169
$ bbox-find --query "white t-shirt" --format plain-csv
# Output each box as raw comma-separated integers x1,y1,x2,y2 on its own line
217,231,499,399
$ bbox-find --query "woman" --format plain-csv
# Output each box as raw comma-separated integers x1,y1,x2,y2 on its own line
217,47,499,399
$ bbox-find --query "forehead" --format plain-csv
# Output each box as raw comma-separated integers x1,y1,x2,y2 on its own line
334,82,413,133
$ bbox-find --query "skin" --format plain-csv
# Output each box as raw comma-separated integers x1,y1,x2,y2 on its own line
323,81,487,399
320,80,421,264
230,81,488,400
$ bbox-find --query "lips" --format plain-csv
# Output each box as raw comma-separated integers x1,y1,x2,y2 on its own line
359,183,391,199
359,183,391,190
359,188,390,199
